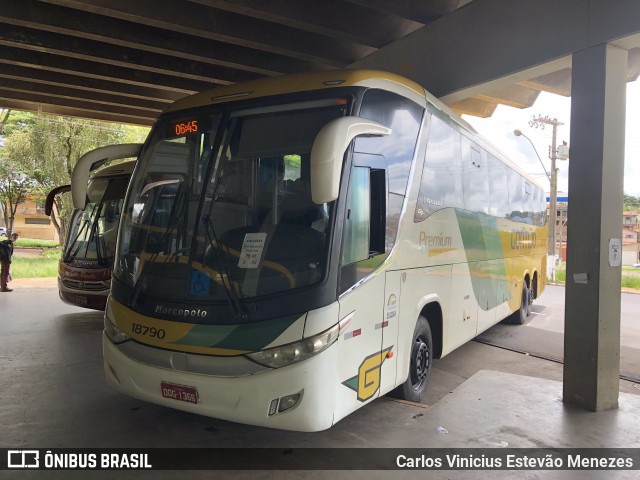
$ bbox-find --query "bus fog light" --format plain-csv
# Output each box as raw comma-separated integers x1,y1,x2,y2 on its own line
278,393,301,413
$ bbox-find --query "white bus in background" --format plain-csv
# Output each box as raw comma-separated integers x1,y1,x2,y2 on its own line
102,70,547,431
46,144,141,310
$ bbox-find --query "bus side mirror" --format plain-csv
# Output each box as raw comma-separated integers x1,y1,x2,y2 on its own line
72,143,143,210
45,184,71,216
310,117,390,204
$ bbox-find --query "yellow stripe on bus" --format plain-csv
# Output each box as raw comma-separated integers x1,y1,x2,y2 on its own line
110,298,249,356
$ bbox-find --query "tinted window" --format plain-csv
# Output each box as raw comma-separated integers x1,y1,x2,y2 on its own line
341,167,370,266
524,181,535,224
533,186,547,226
414,114,463,222
462,138,489,215
507,168,526,222
488,155,510,218
355,89,423,195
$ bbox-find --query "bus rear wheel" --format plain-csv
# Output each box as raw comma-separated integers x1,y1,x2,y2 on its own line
395,316,432,402
510,282,530,325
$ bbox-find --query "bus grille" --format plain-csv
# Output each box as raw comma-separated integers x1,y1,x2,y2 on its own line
60,278,110,292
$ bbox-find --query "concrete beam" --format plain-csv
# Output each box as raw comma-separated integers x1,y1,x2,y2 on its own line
0,0,327,76
0,63,184,103
476,84,540,109
0,99,154,126
0,48,207,94
350,0,640,99
40,0,367,65
518,69,573,97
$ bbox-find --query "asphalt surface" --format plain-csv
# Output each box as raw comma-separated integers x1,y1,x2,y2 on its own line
476,284,640,383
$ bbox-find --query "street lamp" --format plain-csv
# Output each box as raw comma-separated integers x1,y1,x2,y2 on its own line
513,129,551,179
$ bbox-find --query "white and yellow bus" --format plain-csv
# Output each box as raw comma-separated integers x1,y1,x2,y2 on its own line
103,70,547,431
46,144,141,310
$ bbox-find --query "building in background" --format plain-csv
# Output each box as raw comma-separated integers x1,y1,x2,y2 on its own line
10,197,59,241
547,198,639,265
622,211,640,265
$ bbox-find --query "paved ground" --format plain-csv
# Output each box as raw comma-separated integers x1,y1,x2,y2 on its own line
476,285,640,383
1,282,640,479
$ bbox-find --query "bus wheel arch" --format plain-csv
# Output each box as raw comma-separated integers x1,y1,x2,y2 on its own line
420,301,442,360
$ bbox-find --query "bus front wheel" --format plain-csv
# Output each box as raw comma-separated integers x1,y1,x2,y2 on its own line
395,316,432,403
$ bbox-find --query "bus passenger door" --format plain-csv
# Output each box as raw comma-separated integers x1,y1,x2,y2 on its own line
334,162,388,422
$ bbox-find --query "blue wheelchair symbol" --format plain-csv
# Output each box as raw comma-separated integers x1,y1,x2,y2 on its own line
190,271,210,297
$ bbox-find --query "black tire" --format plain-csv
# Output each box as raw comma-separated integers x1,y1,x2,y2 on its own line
394,316,432,402
525,285,532,316
510,282,529,325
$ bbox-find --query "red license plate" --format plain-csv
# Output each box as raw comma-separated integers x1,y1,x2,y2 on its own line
161,381,199,404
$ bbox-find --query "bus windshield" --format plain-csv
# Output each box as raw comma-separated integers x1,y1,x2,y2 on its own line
114,98,348,309
64,175,129,265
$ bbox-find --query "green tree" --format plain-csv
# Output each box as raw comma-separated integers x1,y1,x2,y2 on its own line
623,193,640,212
2,112,148,241
0,157,32,235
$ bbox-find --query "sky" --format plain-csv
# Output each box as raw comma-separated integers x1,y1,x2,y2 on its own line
462,80,640,198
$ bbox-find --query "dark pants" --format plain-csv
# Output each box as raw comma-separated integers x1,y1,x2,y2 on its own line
1,260,10,290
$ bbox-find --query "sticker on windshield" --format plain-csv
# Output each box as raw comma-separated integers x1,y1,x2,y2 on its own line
238,232,267,269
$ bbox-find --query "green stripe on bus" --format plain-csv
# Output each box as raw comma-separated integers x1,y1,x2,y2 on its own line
171,313,302,351
455,210,509,311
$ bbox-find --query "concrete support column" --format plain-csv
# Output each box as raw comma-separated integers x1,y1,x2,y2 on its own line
563,44,627,411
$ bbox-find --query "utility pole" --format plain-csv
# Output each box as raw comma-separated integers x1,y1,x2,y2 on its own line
529,115,565,270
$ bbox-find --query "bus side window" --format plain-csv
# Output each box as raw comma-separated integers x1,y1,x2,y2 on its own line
524,181,534,224
354,89,423,197
414,114,463,222
340,165,387,293
342,167,370,266
462,139,489,215
507,168,525,222
535,188,547,226
488,154,510,218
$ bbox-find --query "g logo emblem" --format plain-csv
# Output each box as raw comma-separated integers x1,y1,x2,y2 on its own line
342,347,393,402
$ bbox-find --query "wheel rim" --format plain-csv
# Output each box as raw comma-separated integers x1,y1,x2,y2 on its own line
410,334,430,391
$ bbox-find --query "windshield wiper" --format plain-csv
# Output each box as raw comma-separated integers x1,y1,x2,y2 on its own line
127,187,186,306
64,217,92,263
200,214,248,320
96,235,107,266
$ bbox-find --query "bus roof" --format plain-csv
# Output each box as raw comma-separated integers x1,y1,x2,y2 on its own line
164,69,425,113
163,69,545,192
90,160,136,180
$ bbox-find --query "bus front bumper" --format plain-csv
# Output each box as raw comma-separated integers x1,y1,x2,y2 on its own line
102,333,338,432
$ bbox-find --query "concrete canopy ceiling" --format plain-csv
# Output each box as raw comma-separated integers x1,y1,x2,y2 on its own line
1,0,639,125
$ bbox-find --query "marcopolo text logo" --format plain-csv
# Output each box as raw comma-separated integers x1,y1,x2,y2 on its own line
8,450,39,468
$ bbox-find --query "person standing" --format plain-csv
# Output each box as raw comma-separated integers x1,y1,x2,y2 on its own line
0,232,18,292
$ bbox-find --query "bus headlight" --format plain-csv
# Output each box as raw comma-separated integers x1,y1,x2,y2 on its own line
246,324,339,369
104,301,131,344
